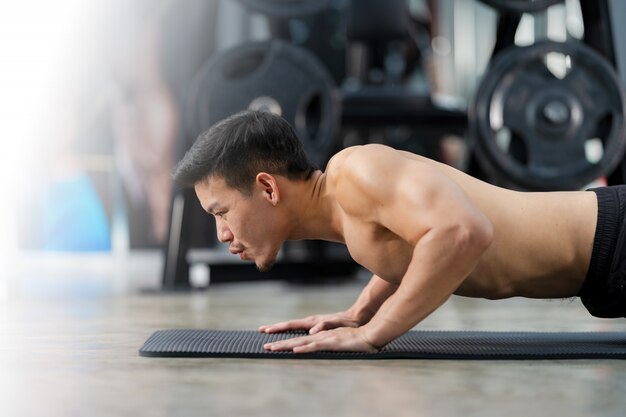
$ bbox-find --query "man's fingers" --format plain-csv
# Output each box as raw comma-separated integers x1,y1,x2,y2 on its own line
310,318,358,334
264,335,313,351
264,331,339,352
309,323,323,334
258,321,291,332
309,320,335,334
293,341,334,353
264,328,377,354
292,342,323,353
259,323,289,333
259,314,354,334
259,318,312,333
290,335,339,353
258,322,286,333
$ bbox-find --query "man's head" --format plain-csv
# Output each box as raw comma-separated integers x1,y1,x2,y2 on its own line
173,110,315,194
173,110,316,271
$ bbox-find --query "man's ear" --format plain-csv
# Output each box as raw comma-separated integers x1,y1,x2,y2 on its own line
255,172,280,206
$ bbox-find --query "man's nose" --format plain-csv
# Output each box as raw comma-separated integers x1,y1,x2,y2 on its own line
216,219,233,243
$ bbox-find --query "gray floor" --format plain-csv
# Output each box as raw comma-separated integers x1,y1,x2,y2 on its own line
2,276,626,417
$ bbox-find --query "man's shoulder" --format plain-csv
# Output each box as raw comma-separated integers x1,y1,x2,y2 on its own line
324,146,376,217
325,144,397,179
326,144,457,202
333,143,395,160
325,144,407,212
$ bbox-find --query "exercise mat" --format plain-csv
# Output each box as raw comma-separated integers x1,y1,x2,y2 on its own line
139,329,626,359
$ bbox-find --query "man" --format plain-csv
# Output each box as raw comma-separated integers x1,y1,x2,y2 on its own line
173,110,625,353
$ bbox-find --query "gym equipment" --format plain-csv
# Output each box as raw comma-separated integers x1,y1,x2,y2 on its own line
346,0,409,42
470,40,626,191
342,87,466,129
479,0,562,14
237,0,331,18
187,40,340,167
139,329,626,359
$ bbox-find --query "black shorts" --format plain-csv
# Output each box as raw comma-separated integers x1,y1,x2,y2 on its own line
578,185,626,318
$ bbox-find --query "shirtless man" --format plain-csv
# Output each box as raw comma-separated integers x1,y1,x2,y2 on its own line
173,110,626,353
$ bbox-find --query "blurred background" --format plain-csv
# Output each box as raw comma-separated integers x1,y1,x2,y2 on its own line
1,0,625,300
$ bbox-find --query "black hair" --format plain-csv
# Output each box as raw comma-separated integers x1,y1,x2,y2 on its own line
173,110,316,195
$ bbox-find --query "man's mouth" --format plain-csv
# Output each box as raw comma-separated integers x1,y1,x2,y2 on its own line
230,247,248,260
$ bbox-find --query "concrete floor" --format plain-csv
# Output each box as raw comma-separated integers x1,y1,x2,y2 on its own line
2,275,626,417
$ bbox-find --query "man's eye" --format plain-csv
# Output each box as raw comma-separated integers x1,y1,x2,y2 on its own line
215,212,225,218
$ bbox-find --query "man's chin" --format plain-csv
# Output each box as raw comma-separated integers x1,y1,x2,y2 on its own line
256,259,276,273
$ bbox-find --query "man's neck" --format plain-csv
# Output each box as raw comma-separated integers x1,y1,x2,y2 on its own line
284,170,344,243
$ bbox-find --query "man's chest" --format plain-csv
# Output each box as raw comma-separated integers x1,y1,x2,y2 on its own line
342,220,413,283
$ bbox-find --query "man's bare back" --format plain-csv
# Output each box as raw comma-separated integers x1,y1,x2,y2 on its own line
324,145,597,300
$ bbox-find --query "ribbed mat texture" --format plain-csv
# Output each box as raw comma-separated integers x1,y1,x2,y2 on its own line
139,329,626,359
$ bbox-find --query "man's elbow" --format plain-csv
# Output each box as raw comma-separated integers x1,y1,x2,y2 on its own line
457,216,493,256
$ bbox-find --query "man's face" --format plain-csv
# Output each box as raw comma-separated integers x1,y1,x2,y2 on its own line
194,176,283,272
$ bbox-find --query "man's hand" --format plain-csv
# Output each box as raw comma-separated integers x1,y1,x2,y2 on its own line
258,311,361,335
263,327,379,353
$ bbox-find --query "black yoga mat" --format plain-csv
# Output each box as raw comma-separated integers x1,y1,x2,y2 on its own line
139,329,626,359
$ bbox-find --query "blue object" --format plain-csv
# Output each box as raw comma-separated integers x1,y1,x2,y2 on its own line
41,173,111,252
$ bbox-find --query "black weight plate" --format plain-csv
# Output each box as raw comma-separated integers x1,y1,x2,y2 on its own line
187,41,340,166
479,0,562,13
469,40,626,190
238,0,331,18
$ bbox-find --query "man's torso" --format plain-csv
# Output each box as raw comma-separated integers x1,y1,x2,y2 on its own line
326,146,598,300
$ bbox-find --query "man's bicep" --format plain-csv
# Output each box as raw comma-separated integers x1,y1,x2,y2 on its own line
376,163,481,246
377,171,445,245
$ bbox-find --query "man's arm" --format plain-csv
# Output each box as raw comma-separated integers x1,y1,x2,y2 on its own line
345,274,398,325
264,145,493,353
259,274,397,334
346,145,493,349
361,221,491,348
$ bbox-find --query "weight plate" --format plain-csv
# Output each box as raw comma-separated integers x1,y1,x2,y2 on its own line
187,41,340,166
238,0,331,18
479,0,562,13
469,40,626,190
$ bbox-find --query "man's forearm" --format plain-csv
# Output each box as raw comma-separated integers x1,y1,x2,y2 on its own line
346,274,398,325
